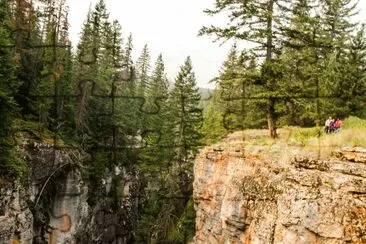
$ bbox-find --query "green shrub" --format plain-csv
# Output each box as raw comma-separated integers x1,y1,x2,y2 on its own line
0,139,24,185
342,116,366,129
167,199,196,243
289,127,323,146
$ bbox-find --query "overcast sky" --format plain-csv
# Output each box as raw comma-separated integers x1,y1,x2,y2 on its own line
67,0,366,88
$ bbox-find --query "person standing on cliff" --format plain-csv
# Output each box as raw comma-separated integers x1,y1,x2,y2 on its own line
334,118,342,133
324,117,332,133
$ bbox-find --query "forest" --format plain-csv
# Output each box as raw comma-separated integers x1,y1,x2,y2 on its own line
0,0,365,242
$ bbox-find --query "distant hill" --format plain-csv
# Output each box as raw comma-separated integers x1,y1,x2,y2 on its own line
199,87,213,110
199,88,212,100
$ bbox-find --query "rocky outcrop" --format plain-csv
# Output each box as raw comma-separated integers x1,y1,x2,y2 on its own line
0,183,33,243
193,132,366,243
0,142,139,244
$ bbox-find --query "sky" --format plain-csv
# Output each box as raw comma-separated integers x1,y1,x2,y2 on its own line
67,0,366,89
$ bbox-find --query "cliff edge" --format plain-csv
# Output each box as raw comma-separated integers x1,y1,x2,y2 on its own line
193,131,366,243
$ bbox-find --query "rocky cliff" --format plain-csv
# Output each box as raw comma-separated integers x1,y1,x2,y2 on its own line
193,131,366,243
0,141,139,244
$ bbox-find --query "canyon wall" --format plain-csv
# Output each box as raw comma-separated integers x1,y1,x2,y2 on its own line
193,132,366,243
0,142,139,244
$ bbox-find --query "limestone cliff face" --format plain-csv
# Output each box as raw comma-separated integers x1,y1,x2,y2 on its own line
193,132,366,243
0,142,139,244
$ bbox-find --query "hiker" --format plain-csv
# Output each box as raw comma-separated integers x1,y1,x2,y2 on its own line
324,117,332,133
334,118,342,133
329,118,336,133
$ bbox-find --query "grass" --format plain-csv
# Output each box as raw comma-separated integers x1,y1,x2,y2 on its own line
280,116,366,157
290,116,366,148
220,117,366,160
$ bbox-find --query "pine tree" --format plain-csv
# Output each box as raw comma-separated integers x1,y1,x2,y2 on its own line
135,44,151,132
75,0,109,135
0,0,23,178
136,44,151,96
34,0,60,125
169,56,203,165
199,0,294,138
203,45,265,142
140,54,171,170
88,0,114,145
317,0,360,119
330,25,366,117
320,0,357,49
136,54,172,242
114,33,141,139
202,90,227,144
278,0,325,126
13,0,43,117
123,33,133,66
138,57,203,242
75,8,94,133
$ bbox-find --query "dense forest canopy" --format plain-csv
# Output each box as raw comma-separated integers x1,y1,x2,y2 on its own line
0,0,365,242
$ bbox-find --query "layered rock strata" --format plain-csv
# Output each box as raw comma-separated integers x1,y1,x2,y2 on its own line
193,132,366,243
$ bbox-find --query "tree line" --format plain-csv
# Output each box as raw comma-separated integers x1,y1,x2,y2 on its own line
0,0,201,241
202,0,366,142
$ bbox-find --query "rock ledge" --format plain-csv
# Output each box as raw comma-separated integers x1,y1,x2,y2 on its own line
193,133,366,243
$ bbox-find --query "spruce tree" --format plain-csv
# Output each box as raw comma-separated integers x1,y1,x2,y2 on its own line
169,56,203,165
0,0,23,178
136,54,172,242
140,54,171,170
34,0,59,125
75,8,94,133
333,25,366,117
135,44,151,131
75,0,108,135
141,57,203,242
278,0,325,126
203,45,265,142
136,44,151,96
14,0,43,118
318,0,360,119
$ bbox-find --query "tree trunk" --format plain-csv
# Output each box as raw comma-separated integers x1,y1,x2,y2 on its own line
268,98,277,138
266,0,277,139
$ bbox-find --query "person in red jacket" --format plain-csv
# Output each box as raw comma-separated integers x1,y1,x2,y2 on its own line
334,118,342,133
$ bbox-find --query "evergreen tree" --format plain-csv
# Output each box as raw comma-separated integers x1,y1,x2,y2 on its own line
169,56,203,165
75,0,108,135
135,44,151,131
136,44,151,96
328,25,366,118
199,0,291,138
202,90,227,144
33,0,69,125
13,0,43,118
278,0,325,126
320,0,357,49
75,8,94,133
203,45,265,143
137,57,203,242
58,46,75,136
140,54,171,170
88,0,114,145
123,33,133,66
0,0,23,178
280,0,359,124
317,0,360,119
